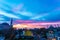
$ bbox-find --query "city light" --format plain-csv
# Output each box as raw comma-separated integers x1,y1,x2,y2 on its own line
13,21,60,29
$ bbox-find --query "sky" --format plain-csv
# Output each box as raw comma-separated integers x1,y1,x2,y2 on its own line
0,0,60,22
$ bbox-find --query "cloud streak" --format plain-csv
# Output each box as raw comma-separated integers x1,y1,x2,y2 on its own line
30,13,48,20
0,17,5,21
0,10,20,19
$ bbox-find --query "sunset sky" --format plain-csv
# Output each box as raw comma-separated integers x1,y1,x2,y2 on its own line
0,0,60,22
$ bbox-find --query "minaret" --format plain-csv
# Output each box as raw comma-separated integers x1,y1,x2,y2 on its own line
10,18,13,28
